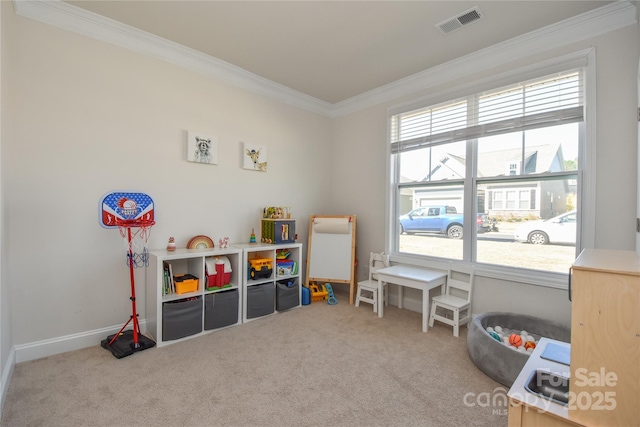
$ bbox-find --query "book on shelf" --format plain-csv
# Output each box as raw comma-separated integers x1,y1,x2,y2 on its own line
204,262,209,288
163,261,176,295
163,268,170,295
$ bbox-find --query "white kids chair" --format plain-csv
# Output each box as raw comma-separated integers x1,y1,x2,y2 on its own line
355,252,390,312
428,262,475,337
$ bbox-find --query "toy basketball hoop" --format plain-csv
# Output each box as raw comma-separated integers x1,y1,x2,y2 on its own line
100,191,155,268
99,191,156,358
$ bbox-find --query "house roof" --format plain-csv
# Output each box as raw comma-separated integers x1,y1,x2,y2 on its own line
423,143,564,181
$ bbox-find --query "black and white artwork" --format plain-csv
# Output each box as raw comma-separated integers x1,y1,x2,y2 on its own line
187,131,218,164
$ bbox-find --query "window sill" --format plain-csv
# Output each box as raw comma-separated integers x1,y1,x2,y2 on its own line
389,253,569,290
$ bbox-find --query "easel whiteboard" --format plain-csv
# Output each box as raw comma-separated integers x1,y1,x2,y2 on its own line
306,215,357,304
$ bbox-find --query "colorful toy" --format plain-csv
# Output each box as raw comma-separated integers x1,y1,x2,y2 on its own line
263,206,291,219
166,236,176,251
249,228,257,244
99,191,156,358
218,237,229,248
308,282,328,302
206,256,232,290
485,323,540,356
248,258,272,279
509,333,523,348
325,283,337,305
261,219,295,244
276,250,290,259
276,259,297,276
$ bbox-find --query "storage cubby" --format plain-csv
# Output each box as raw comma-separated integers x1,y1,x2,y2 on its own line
246,282,275,319
276,278,299,311
204,288,239,330
234,242,303,322
146,247,242,347
162,297,203,341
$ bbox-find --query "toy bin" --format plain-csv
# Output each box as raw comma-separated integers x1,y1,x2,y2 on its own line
246,283,275,319
261,219,296,244
204,289,239,330
162,296,202,341
276,259,297,277
276,279,299,311
174,274,199,294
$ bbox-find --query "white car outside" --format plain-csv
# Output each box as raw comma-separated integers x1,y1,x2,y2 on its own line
513,211,577,245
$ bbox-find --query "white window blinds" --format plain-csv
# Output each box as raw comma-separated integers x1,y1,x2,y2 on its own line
390,70,583,153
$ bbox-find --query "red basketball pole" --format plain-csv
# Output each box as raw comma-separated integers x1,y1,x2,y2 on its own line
108,225,141,347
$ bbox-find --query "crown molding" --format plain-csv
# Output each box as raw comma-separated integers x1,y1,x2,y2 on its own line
13,0,637,118
12,0,335,117
331,1,637,117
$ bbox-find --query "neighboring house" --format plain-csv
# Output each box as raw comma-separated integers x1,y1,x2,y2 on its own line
410,143,572,219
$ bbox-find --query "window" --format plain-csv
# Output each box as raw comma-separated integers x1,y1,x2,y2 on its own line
389,69,585,277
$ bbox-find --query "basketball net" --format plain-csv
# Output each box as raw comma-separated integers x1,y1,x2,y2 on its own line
117,220,154,268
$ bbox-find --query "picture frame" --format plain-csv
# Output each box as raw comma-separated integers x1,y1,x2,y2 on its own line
242,141,268,172
187,131,218,165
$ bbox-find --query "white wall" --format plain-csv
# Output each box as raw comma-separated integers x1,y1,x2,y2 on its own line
0,0,12,411
332,24,639,326
0,2,638,366
1,4,331,353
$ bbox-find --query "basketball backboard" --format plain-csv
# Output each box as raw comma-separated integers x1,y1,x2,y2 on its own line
99,191,155,228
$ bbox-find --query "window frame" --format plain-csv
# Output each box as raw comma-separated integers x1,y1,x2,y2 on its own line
385,50,596,288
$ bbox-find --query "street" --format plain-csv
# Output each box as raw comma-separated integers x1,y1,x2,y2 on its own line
399,222,577,273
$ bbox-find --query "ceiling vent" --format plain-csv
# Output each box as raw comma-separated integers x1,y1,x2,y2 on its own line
436,6,484,35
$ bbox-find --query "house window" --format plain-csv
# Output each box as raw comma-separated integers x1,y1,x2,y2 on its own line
390,68,585,276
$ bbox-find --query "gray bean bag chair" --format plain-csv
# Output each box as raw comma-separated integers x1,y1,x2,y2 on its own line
467,312,570,387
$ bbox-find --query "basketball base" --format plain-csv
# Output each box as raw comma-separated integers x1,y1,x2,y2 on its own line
101,330,156,359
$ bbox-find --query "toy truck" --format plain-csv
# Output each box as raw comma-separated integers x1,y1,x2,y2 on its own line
248,258,273,280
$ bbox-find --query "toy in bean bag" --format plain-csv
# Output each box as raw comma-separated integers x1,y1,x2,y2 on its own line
485,325,538,355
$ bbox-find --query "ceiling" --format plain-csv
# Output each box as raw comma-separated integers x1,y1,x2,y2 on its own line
64,1,613,104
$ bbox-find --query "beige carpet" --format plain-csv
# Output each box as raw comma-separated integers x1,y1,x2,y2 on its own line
1,290,507,427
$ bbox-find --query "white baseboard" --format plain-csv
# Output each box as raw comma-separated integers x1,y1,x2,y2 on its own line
0,346,16,421
14,320,148,364
387,293,423,313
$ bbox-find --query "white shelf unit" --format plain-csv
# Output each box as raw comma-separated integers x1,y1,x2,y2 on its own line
233,242,303,323
145,247,242,347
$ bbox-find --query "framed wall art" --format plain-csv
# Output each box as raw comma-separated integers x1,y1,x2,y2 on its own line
187,131,218,165
242,141,267,172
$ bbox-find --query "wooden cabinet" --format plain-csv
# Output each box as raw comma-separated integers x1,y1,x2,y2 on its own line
508,398,583,427
508,338,583,427
568,249,640,426
145,247,242,347
508,249,639,427
233,242,302,323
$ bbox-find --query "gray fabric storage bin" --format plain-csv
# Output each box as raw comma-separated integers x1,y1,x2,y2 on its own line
246,283,275,319
276,279,299,311
204,289,239,330
162,297,202,341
